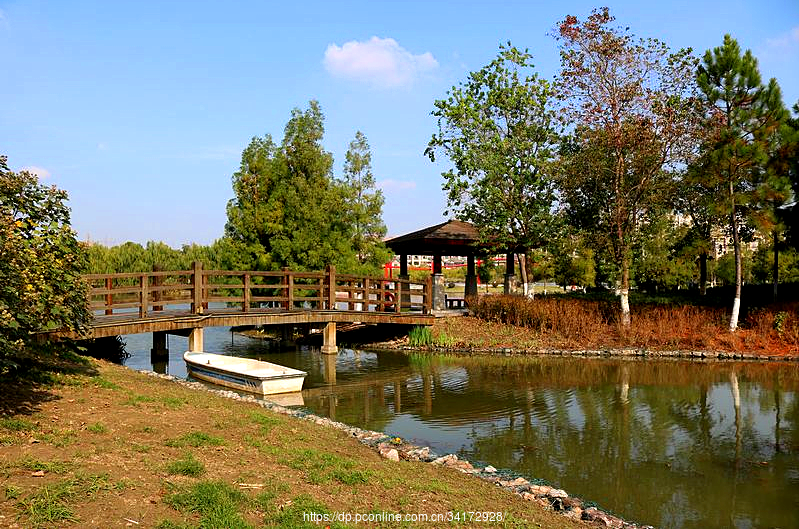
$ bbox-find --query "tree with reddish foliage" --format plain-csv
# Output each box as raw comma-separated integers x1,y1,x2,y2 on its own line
554,7,701,327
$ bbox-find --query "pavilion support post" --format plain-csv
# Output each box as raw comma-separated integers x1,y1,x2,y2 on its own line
188,327,204,352
431,254,445,311
465,255,478,298
321,322,337,355
504,252,515,295
151,331,169,358
399,254,410,310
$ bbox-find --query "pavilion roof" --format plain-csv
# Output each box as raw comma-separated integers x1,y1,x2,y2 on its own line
385,220,493,256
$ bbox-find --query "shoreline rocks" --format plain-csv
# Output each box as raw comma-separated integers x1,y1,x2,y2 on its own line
138,368,654,529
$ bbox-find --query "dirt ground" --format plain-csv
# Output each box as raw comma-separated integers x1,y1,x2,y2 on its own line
0,356,585,528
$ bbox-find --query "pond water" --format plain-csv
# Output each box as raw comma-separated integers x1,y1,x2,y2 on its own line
120,327,799,529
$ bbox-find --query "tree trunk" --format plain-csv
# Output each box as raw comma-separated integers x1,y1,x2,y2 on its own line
729,208,742,332
773,229,779,301
620,255,631,328
518,254,530,298
699,250,708,296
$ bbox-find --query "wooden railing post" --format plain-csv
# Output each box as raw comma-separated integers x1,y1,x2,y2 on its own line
363,278,370,312
326,265,336,310
394,280,401,313
192,261,203,314
282,267,290,310
287,271,294,310
105,277,113,315
139,274,148,318
243,273,251,312
152,264,163,312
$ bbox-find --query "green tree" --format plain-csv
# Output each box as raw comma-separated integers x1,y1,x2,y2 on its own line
696,35,788,330
632,211,693,292
342,131,392,273
555,8,700,326
553,233,596,290
426,43,560,296
224,101,360,272
0,156,89,370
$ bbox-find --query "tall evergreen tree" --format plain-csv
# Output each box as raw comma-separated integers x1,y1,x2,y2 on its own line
695,35,787,330
224,101,388,274
342,131,391,272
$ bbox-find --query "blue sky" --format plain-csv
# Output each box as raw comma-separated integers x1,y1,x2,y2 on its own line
2,0,798,246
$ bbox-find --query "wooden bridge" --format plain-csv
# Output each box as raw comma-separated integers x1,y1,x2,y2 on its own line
72,263,434,355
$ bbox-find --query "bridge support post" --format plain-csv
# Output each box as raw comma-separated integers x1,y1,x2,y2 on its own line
321,322,337,355
279,325,295,350
151,331,169,358
188,327,204,352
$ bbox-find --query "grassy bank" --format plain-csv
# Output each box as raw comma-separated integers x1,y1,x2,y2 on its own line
0,355,581,528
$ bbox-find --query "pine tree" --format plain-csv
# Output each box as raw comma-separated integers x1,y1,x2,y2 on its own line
342,131,391,272
696,35,787,331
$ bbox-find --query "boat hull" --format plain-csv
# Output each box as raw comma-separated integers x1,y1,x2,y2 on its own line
184,352,306,395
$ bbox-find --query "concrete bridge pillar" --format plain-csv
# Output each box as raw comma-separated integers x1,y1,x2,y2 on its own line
279,325,296,350
151,331,169,357
188,327,204,352
321,322,337,355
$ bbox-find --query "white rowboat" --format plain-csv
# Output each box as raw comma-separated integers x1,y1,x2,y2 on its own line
183,351,307,395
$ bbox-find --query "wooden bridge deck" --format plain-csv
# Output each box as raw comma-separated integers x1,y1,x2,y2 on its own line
58,263,435,340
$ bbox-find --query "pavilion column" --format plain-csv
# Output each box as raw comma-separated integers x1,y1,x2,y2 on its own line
465,255,478,298
431,254,445,311
399,254,410,310
504,252,515,295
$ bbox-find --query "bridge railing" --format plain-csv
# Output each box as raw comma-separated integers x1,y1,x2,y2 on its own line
85,263,432,318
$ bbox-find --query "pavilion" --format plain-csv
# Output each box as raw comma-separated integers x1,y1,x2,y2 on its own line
384,220,517,311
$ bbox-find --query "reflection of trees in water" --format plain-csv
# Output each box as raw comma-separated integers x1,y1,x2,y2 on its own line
301,353,799,528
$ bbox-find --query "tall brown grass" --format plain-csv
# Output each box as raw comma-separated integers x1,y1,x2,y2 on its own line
468,295,799,353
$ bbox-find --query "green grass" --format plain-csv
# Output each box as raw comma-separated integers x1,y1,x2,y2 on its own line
130,442,152,453
167,453,205,477
86,422,107,434
163,480,251,529
287,449,370,486
18,457,73,474
122,394,157,407
161,396,187,410
0,417,37,431
40,429,78,447
165,431,225,448
91,377,120,390
4,484,21,500
265,493,347,529
248,411,283,434
408,325,434,347
16,473,112,527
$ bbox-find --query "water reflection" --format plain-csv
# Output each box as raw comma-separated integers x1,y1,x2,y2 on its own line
119,329,799,528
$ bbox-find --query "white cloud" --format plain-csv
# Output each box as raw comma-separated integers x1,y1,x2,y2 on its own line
21,166,51,179
765,26,799,50
378,179,417,191
323,36,438,88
